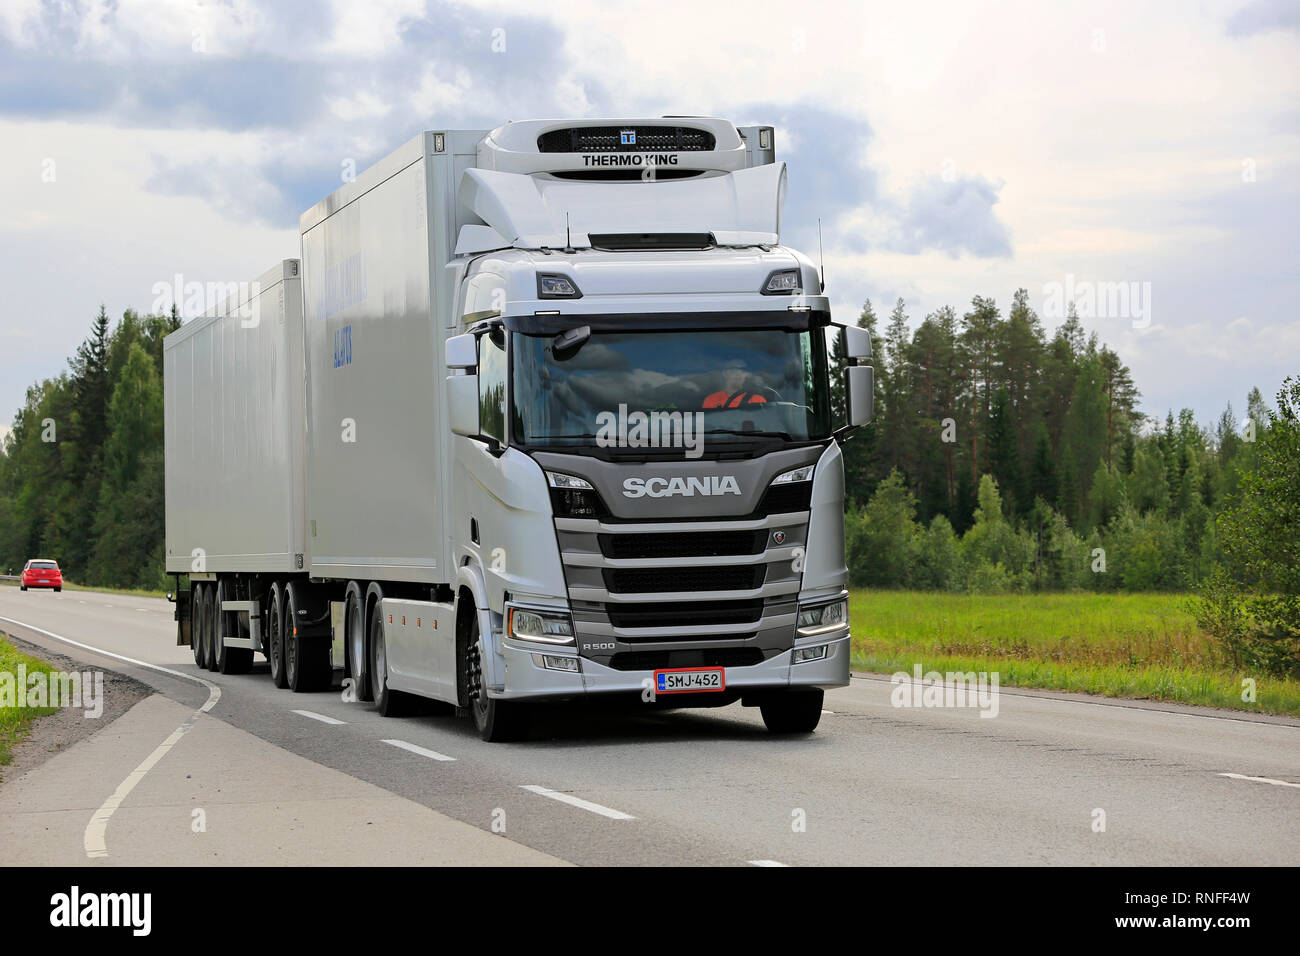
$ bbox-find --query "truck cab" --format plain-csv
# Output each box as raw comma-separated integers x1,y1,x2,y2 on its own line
439,119,874,737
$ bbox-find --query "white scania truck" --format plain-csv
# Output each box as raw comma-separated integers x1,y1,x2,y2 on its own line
164,118,874,740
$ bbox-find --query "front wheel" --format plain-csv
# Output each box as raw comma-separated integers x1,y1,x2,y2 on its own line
760,689,824,734
466,616,526,742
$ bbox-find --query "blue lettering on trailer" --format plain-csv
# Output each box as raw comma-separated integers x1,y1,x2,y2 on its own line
333,325,353,368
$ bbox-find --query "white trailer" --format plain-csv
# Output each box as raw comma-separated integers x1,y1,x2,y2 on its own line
165,118,873,739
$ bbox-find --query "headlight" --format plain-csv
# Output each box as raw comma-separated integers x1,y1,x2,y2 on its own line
771,464,814,485
546,471,593,490
797,598,847,636
507,606,575,645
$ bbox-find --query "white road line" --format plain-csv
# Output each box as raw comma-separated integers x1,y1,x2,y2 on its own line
382,739,456,761
749,859,790,867
1219,772,1300,789
0,615,220,860
520,785,636,820
292,709,346,725
135,608,149,612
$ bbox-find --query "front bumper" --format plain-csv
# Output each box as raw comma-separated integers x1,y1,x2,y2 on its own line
496,632,850,701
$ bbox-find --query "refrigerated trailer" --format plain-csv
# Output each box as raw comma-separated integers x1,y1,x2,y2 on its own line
164,117,874,741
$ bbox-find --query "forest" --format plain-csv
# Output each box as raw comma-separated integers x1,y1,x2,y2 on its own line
829,292,1275,595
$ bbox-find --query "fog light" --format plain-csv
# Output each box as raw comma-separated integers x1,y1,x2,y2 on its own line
793,645,828,663
532,654,580,672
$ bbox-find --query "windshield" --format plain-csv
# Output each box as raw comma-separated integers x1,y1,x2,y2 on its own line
511,325,831,454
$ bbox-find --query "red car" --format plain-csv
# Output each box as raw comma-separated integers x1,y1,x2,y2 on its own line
20,559,62,592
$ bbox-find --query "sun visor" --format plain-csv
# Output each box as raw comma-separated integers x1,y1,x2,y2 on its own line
457,163,786,250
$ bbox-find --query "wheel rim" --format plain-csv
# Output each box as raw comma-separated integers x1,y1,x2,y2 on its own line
286,615,297,679
469,635,488,723
349,601,364,681
374,627,386,695
194,591,205,664
270,598,281,674
213,587,222,666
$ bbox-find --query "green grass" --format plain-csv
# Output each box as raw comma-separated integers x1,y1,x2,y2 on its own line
0,636,58,772
850,590,1300,717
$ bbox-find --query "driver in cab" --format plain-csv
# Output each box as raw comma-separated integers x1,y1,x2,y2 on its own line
703,359,768,409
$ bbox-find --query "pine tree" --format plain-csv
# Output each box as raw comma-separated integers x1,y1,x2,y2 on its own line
986,387,1024,516
1029,423,1058,507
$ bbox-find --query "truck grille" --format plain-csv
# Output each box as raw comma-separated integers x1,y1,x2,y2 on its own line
603,565,764,594
599,530,767,559
607,599,763,629
537,126,716,153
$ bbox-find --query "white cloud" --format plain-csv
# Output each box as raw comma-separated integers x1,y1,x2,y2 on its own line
410,67,474,116
321,0,426,56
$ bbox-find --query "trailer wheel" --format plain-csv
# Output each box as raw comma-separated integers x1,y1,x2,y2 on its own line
191,586,206,667
345,585,372,702
215,580,253,675
203,584,220,671
467,616,526,742
285,583,330,692
368,599,409,717
268,583,288,689
759,689,824,734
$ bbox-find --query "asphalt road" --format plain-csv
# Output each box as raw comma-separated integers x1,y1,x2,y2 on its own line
2,585,1297,866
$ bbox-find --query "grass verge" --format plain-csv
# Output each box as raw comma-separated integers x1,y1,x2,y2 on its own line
850,590,1300,717
0,636,58,770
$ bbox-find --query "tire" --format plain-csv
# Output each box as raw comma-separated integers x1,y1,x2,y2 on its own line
203,583,220,671
368,598,408,717
345,585,372,702
214,580,253,675
268,583,288,689
20,585,25,592
466,615,526,742
191,586,206,667
759,689,824,734
285,583,330,692
54,587,61,592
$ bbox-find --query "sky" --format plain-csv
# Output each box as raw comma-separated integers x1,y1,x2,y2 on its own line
0,0,1297,441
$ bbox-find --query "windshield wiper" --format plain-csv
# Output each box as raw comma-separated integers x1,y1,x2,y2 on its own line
704,428,795,440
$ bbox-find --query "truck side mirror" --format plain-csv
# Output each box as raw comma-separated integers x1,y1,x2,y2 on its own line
445,333,478,370
846,365,874,427
448,374,480,436
843,325,871,360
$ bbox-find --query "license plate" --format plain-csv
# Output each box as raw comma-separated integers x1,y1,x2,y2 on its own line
654,667,725,694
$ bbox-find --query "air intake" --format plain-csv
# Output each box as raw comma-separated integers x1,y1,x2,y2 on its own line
538,126,717,153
